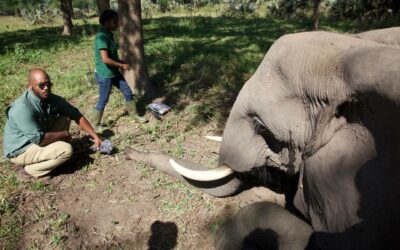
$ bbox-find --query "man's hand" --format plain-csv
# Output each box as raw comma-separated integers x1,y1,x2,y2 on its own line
92,136,102,151
120,63,130,70
64,131,72,142
76,115,103,150
100,50,130,71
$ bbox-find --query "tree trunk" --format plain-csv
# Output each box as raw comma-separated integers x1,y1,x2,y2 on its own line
97,0,111,15
61,0,73,35
15,8,22,17
392,0,400,15
69,0,75,19
118,0,157,100
312,0,322,31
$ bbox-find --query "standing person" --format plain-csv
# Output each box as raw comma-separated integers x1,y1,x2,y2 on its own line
3,68,102,181
92,9,147,129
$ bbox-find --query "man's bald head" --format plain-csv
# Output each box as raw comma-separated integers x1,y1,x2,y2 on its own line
28,68,52,100
28,68,49,84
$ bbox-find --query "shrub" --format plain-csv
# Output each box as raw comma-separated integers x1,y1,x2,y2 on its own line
21,4,60,25
223,0,261,16
265,0,307,18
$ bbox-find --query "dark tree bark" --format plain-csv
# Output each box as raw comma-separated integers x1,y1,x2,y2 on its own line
15,8,22,17
392,0,400,15
312,0,322,30
118,0,157,100
69,0,75,19
97,0,110,15
61,0,73,35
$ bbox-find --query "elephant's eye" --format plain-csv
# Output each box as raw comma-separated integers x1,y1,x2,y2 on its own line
335,101,351,118
253,116,268,134
253,116,284,153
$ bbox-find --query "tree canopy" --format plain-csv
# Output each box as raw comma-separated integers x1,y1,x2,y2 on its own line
1,0,399,20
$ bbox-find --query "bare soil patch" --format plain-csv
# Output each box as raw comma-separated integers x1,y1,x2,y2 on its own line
1,91,285,249
1,98,243,249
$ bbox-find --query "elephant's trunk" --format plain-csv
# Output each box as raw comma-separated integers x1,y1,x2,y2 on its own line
125,147,243,197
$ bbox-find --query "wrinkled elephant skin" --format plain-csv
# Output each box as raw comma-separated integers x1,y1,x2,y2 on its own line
126,27,400,249
217,27,400,249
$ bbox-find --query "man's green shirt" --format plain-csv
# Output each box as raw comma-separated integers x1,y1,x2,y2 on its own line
94,26,120,78
3,90,82,158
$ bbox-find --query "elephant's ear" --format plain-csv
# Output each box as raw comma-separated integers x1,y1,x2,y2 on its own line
296,46,400,248
344,46,400,105
355,27,400,46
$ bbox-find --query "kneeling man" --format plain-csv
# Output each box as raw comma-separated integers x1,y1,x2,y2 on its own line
3,68,102,180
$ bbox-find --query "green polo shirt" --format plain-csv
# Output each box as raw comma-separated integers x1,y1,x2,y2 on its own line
3,90,82,158
94,26,120,78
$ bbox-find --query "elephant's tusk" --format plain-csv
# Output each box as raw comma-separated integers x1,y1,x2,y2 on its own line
169,159,234,181
205,135,222,142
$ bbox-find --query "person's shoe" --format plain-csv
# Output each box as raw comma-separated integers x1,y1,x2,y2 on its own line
132,114,148,123
90,109,107,132
94,124,108,132
17,167,32,183
125,100,148,123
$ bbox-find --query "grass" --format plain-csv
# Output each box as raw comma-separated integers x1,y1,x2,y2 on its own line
47,212,72,247
0,8,399,248
85,181,97,191
106,182,114,194
0,162,23,249
29,181,51,191
143,161,207,217
0,217,22,249
159,180,204,215
50,213,70,228
169,134,185,157
135,162,153,178
2,13,397,134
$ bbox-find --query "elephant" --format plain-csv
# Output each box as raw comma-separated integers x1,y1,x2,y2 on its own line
125,27,400,249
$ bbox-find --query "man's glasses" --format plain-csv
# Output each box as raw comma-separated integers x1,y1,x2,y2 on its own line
37,81,52,90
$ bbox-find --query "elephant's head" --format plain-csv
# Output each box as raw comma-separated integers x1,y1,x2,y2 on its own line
125,28,400,248
171,29,400,242
175,30,400,178
219,30,400,174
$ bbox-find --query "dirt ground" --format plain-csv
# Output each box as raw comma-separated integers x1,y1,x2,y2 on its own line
9,123,220,248
1,93,285,249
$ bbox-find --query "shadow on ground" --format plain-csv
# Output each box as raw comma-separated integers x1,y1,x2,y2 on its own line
148,220,178,250
51,135,96,176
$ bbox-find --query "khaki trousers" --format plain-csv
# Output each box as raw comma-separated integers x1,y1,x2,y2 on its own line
10,116,73,177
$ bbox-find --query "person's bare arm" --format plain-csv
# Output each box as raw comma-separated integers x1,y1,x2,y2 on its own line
75,116,102,149
39,131,71,146
100,49,130,70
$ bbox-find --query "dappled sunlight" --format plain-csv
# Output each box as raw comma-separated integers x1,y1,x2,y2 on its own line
1,14,397,132
1,11,400,248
